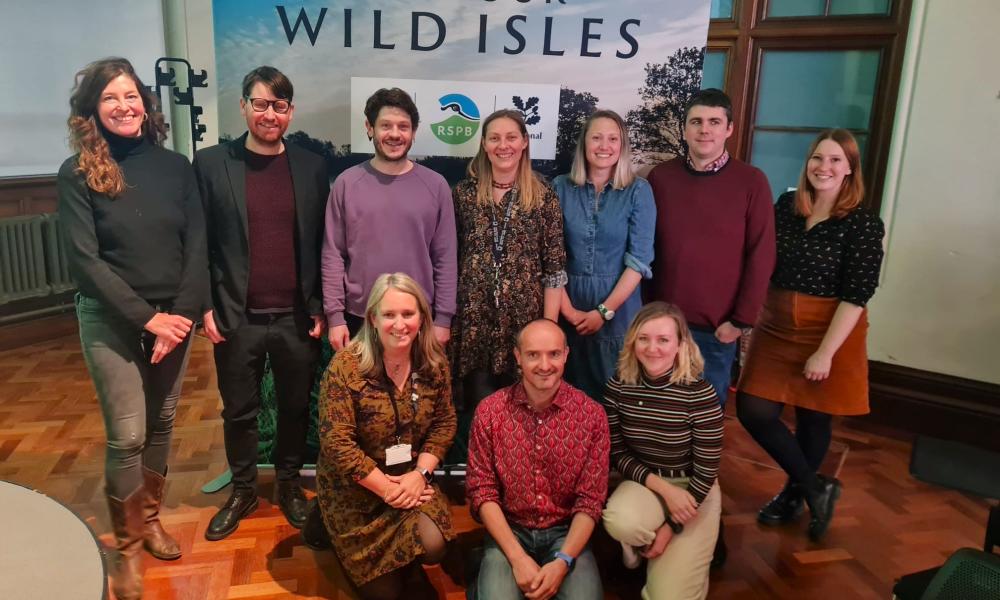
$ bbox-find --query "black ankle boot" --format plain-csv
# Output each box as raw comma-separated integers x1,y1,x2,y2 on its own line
758,480,805,526
804,474,841,541
301,500,331,551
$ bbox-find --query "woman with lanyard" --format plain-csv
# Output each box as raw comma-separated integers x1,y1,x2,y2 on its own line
314,272,456,599
449,109,567,457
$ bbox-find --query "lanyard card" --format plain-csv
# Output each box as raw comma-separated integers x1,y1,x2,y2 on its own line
385,443,412,467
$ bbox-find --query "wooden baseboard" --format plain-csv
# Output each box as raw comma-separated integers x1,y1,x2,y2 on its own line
864,361,1000,452
0,312,77,352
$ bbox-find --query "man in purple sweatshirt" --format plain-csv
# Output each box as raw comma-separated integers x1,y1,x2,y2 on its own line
322,88,457,348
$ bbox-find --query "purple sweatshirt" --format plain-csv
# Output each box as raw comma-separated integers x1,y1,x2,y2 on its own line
322,161,457,327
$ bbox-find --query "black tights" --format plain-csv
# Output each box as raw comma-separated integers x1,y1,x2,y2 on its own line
357,513,446,600
737,391,833,489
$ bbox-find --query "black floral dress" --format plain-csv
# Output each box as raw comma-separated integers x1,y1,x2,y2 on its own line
449,178,567,378
316,351,456,586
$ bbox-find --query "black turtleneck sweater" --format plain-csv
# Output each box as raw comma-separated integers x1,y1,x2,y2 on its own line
57,134,207,330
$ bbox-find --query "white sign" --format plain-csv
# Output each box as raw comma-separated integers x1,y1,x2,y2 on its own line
350,77,560,160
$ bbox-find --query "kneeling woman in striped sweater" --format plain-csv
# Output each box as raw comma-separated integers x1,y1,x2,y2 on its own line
602,302,724,600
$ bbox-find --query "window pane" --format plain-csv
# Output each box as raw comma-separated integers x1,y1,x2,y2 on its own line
756,50,880,129
768,0,825,17
702,51,726,90
830,0,891,15
751,130,868,199
710,0,734,19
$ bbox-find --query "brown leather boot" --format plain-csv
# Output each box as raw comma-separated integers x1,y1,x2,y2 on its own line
141,466,182,560
106,488,145,600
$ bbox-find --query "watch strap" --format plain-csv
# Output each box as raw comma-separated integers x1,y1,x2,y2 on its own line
553,551,575,571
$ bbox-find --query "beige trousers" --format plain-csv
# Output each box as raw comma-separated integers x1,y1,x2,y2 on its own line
603,478,722,600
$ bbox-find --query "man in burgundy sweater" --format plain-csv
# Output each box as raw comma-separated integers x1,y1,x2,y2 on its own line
194,66,330,540
647,88,775,567
647,88,775,407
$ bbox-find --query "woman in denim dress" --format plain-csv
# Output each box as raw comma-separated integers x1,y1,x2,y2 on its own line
553,110,655,402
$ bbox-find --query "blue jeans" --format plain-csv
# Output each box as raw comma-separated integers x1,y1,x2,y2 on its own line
691,328,738,408
474,523,603,600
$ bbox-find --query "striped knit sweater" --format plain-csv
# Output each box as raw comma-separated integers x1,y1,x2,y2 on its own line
603,370,724,505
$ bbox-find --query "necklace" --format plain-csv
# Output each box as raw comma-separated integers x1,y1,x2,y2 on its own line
386,360,408,377
492,179,515,190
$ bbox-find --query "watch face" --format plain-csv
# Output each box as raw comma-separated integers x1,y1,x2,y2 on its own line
604,309,615,321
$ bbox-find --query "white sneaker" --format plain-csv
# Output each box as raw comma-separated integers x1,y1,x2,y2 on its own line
621,543,642,569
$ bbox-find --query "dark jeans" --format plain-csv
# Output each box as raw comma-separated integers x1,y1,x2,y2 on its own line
690,328,739,408
214,310,320,489
76,294,192,498
474,523,603,600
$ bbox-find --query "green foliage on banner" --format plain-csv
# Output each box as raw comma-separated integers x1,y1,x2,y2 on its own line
256,338,335,464
627,46,707,162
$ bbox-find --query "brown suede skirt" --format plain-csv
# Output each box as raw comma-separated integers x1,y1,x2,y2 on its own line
738,288,870,416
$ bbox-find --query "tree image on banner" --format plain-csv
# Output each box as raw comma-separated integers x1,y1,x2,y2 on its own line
555,87,599,172
627,46,706,163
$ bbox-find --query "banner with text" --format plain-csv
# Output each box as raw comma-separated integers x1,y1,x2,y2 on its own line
212,0,711,179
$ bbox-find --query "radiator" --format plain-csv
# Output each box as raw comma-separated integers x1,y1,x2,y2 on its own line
42,214,75,293
0,215,50,304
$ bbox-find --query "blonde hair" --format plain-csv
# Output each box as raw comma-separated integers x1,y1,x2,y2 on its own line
349,273,447,379
466,109,546,211
568,109,635,189
617,302,704,386
794,128,865,219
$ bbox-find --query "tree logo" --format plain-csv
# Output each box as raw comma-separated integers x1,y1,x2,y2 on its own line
513,96,541,125
432,93,480,145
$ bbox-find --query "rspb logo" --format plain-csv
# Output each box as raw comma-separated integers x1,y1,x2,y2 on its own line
432,93,480,144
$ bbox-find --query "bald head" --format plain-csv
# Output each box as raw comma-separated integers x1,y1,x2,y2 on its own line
515,318,566,350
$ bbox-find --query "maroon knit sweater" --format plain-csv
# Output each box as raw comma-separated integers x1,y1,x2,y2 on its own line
646,157,775,330
245,149,298,311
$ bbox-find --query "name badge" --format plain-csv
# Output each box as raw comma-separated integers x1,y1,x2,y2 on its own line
385,443,412,466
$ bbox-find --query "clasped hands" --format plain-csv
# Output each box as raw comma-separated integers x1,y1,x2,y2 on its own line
382,470,434,509
144,312,193,364
511,553,570,600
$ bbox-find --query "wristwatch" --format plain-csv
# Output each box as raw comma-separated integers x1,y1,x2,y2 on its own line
596,303,615,321
553,551,576,571
416,466,434,484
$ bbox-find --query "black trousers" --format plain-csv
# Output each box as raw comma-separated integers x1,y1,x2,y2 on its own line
214,311,320,489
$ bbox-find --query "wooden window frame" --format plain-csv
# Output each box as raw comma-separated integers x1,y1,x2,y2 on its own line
709,0,912,211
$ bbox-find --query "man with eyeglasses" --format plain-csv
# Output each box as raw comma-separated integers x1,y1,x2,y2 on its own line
194,66,329,540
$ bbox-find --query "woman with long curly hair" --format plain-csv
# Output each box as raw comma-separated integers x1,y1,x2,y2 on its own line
57,57,206,599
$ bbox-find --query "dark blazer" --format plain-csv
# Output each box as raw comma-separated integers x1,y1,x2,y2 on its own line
193,133,330,336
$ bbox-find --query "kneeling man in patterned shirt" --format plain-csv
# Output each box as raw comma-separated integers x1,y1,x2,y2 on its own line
466,319,610,600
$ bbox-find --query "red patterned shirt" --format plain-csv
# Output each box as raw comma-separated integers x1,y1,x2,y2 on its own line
466,381,610,529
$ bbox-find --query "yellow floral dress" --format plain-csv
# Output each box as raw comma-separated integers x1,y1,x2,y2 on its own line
316,350,457,586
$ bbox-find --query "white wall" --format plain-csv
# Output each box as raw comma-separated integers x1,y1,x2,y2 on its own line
0,2,165,176
868,0,1000,384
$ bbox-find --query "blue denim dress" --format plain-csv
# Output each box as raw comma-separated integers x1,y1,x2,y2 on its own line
553,174,656,402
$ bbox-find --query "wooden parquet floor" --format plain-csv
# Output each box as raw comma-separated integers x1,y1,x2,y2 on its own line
0,334,993,599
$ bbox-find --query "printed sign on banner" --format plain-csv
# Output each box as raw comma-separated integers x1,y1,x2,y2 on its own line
212,0,712,180
351,78,560,159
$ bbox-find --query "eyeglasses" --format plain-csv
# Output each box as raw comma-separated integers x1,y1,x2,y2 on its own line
245,97,291,114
